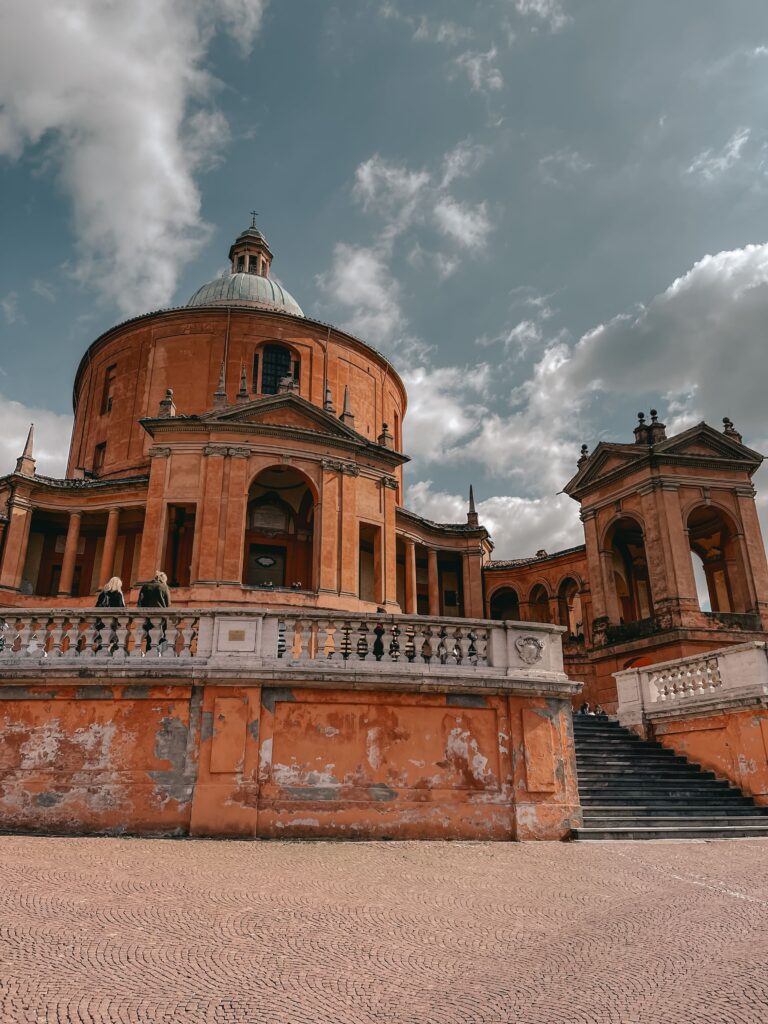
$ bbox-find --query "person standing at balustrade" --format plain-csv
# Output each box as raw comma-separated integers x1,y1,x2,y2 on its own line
95,577,125,608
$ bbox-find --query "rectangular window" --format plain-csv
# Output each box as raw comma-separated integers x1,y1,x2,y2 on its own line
249,255,259,274
93,442,106,473
252,352,260,392
100,364,117,415
237,255,245,272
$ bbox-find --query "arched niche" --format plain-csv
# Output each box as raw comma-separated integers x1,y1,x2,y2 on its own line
528,583,551,623
489,586,521,621
557,577,583,638
605,516,653,623
243,466,315,590
687,505,749,613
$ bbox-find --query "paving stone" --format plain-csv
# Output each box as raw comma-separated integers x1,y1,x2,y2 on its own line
0,836,767,1023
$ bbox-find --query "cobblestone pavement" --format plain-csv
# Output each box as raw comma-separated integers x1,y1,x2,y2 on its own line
1,837,767,1024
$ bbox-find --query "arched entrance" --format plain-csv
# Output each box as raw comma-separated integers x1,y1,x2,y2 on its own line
489,586,521,621
606,517,652,623
557,577,583,638
242,466,315,590
687,505,748,613
528,583,551,623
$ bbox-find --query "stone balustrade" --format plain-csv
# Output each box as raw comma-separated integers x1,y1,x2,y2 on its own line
0,607,568,689
615,641,768,729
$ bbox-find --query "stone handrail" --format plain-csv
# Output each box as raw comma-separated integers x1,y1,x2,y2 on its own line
0,607,566,678
615,641,768,728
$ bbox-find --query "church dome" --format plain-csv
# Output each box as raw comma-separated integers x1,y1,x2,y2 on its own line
186,272,304,317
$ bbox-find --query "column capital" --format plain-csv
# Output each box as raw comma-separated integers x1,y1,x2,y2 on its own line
148,446,172,459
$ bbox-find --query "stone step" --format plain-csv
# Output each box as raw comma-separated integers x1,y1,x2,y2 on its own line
580,794,753,807
572,824,768,840
576,755,687,766
576,769,718,781
582,814,768,828
579,780,735,793
582,804,768,818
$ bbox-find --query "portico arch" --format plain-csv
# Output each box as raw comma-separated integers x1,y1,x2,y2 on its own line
557,576,583,638
687,505,749,613
242,466,316,590
489,586,521,621
605,516,653,623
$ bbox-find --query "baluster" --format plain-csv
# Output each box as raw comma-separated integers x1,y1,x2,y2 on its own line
403,622,416,663
456,627,471,665
0,616,8,655
146,619,163,657
372,622,385,661
314,619,330,661
339,620,352,661
79,616,98,657
277,618,287,659
436,626,448,665
388,623,401,662
325,619,342,662
20,618,41,657
48,615,70,658
127,615,145,658
178,616,196,658
420,625,433,664
296,618,313,662
112,614,130,659
356,620,369,661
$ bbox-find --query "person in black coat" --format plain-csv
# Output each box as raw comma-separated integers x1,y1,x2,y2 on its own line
138,571,171,608
95,577,125,608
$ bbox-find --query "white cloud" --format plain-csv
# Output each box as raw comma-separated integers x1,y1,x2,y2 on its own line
413,18,473,46
440,140,490,188
539,147,592,185
432,197,492,252
455,48,504,93
406,481,581,558
1,293,22,325
515,0,570,33
316,243,406,348
686,127,751,183
402,364,490,462
0,397,72,478
31,280,56,302
0,0,267,317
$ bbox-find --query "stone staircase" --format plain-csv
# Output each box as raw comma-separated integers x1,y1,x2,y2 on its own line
572,715,768,840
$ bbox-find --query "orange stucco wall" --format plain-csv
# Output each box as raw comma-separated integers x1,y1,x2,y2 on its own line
0,682,581,841
653,707,768,806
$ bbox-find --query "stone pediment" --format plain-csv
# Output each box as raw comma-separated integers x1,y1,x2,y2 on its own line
654,423,762,465
564,444,643,495
205,393,363,441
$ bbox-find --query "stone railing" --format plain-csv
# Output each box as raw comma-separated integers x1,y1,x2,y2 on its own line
0,607,568,683
615,641,768,728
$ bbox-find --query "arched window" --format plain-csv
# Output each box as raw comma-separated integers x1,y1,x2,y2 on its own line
259,344,299,395
489,587,520,621
606,517,652,623
557,577,583,638
687,506,748,613
528,584,551,623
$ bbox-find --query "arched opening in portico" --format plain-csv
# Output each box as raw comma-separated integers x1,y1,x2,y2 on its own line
687,505,749,613
557,577,583,638
489,586,521,621
528,583,551,623
606,517,653,623
242,466,315,590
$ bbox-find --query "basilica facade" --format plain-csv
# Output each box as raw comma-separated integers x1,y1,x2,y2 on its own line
0,222,767,840
2,223,767,706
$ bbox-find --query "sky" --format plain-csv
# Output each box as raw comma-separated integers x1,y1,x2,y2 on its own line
2,0,768,558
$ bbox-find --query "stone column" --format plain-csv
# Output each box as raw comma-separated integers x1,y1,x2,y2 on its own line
404,540,417,614
193,446,227,583
462,549,484,619
318,462,341,595
735,488,768,619
221,448,250,584
427,548,440,616
137,447,171,583
0,496,33,591
581,510,608,622
100,508,120,586
58,511,82,596
382,477,399,608
339,467,358,597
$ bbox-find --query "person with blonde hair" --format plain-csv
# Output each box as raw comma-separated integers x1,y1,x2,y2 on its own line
138,570,171,608
95,576,125,608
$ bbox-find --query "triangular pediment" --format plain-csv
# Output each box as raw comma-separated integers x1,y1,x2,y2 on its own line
655,422,762,464
564,443,644,495
206,393,363,441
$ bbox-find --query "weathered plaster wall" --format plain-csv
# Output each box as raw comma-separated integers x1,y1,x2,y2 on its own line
0,681,580,841
653,706,768,806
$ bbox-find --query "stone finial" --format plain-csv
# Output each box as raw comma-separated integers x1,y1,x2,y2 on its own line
14,423,35,477
633,411,650,445
467,484,479,527
158,388,176,418
340,385,355,428
377,422,394,448
647,408,667,444
723,416,743,443
323,381,335,414
236,361,250,403
213,359,228,409
578,444,589,467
